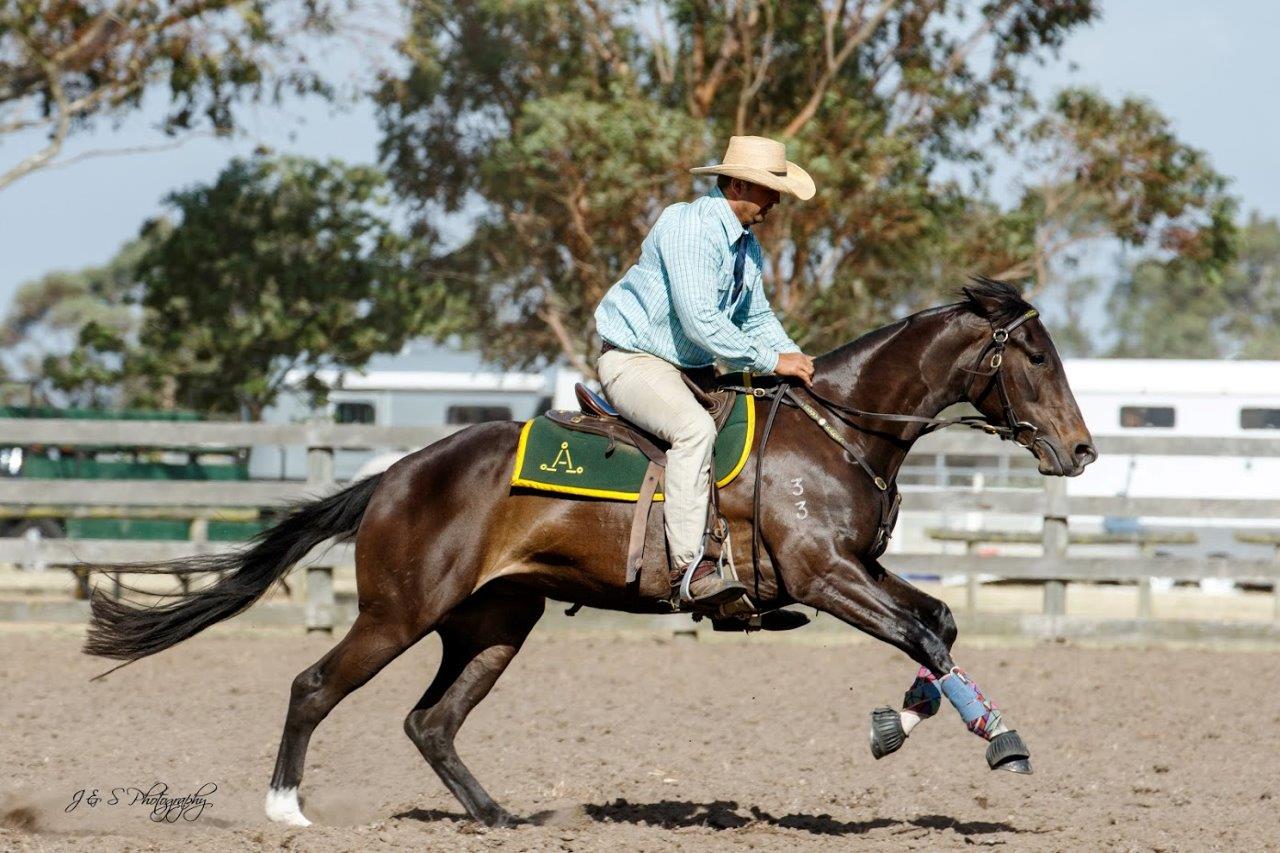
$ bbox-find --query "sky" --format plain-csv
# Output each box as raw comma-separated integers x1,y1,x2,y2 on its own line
1,2,1278,318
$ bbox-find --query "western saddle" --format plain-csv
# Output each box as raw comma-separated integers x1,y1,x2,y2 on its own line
543,371,739,593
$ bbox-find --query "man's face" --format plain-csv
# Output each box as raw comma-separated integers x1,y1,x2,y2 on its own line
731,179,782,225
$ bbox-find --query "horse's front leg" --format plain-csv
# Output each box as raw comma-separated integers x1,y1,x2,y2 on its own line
791,554,1032,774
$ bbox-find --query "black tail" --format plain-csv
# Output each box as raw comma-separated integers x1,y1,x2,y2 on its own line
83,474,384,663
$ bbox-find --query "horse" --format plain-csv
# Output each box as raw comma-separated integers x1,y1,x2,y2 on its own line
82,277,1096,828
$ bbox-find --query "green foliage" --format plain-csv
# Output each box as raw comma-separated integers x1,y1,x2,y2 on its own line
0,1,342,190
376,0,1235,371
0,232,160,406
130,155,426,418
1107,260,1228,358
1,236,148,351
1008,87,1237,282
16,155,428,418
1228,215,1280,357
1109,214,1280,358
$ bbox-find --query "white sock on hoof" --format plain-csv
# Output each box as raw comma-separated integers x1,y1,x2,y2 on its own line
265,787,311,827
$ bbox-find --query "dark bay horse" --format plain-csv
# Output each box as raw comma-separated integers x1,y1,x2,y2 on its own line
83,278,1095,828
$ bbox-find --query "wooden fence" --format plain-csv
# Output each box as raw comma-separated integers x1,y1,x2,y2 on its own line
2,417,1279,641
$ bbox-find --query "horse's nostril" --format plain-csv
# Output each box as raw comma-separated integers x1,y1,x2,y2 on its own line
1074,442,1098,465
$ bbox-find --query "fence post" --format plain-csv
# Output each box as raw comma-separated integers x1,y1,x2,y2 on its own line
965,540,979,613
1273,544,1280,624
20,527,43,573
1136,541,1155,620
305,426,336,634
305,565,335,634
184,515,208,595
1041,477,1068,618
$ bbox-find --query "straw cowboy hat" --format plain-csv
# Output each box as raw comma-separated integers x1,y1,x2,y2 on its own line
690,135,816,201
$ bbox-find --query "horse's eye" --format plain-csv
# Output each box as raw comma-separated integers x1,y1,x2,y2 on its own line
1029,352,1047,366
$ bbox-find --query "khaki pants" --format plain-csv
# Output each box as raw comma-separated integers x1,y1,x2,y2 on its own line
597,349,715,569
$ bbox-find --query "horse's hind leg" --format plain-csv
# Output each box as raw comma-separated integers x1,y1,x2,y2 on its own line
404,591,545,826
266,610,430,826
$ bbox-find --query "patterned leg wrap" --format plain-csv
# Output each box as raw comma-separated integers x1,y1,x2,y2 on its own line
903,666,942,718
870,666,945,759
939,667,1009,741
896,665,942,737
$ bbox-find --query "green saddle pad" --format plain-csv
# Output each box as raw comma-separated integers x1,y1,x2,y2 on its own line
510,392,755,501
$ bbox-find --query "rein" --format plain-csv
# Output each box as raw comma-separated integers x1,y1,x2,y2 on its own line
725,307,1041,604
802,308,1042,447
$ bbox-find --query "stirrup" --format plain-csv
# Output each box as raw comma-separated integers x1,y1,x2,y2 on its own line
677,510,731,605
674,559,746,611
676,545,709,605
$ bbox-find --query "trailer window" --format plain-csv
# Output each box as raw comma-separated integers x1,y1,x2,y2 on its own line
1119,406,1174,428
447,406,512,424
334,401,376,424
1241,408,1280,430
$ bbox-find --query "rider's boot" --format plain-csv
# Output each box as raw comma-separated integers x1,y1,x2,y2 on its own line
673,558,747,608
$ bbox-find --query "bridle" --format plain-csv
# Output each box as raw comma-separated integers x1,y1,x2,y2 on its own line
723,307,1043,603
959,308,1043,448
801,307,1043,449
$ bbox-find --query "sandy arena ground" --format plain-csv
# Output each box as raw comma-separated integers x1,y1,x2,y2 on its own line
1,623,1278,852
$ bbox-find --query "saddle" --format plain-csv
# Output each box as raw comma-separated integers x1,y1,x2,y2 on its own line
544,370,742,594
548,372,739,462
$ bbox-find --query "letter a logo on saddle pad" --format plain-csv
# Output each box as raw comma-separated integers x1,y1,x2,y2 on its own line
539,442,584,475
510,393,755,501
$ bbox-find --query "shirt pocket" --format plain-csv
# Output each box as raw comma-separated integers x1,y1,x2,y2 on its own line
714,266,736,311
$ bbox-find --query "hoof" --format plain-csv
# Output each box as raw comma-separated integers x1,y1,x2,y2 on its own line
986,730,1032,774
265,787,311,826
869,706,906,760
479,807,516,828
996,757,1034,774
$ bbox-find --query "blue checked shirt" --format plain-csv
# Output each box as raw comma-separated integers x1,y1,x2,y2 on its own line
594,187,800,374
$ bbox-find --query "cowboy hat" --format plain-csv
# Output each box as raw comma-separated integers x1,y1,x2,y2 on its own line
690,135,816,201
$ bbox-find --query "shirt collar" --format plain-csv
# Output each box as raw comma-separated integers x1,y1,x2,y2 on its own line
708,186,750,246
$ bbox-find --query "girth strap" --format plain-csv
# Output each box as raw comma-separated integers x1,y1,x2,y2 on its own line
626,461,663,585
750,385,787,602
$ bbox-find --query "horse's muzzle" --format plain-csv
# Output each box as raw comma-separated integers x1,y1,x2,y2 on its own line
1074,441,1098,468
1032,437,1094,477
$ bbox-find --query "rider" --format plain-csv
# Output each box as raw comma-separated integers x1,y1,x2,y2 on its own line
594,135,817,608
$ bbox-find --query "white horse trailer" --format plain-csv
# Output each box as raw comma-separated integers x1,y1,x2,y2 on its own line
253,343,556,481
1064,359,1280,505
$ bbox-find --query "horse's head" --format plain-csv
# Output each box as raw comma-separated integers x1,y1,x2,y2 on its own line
957,277,1096,477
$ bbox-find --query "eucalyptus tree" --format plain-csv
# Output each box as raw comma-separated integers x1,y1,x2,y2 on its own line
376,0,1234,372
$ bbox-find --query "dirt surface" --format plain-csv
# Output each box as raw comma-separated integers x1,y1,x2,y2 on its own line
1,624,1278,852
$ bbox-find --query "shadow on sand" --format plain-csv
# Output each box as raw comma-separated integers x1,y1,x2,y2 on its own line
394,799,1028,838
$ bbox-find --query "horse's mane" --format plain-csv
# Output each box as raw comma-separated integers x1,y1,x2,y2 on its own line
956,275,1035,326
818,275,1034,365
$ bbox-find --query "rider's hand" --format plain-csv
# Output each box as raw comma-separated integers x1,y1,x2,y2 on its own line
774,352,815,387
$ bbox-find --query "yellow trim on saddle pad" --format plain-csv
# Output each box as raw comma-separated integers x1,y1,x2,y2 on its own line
509,385,756,502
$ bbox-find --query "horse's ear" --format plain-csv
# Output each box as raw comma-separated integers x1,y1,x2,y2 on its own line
962,280,1005,319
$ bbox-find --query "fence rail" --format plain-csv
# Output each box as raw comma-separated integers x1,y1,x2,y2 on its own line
0,417,457,449
13,416,1280,456
7,480,1275,519
4,417,1280,639
914,430,1280,457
